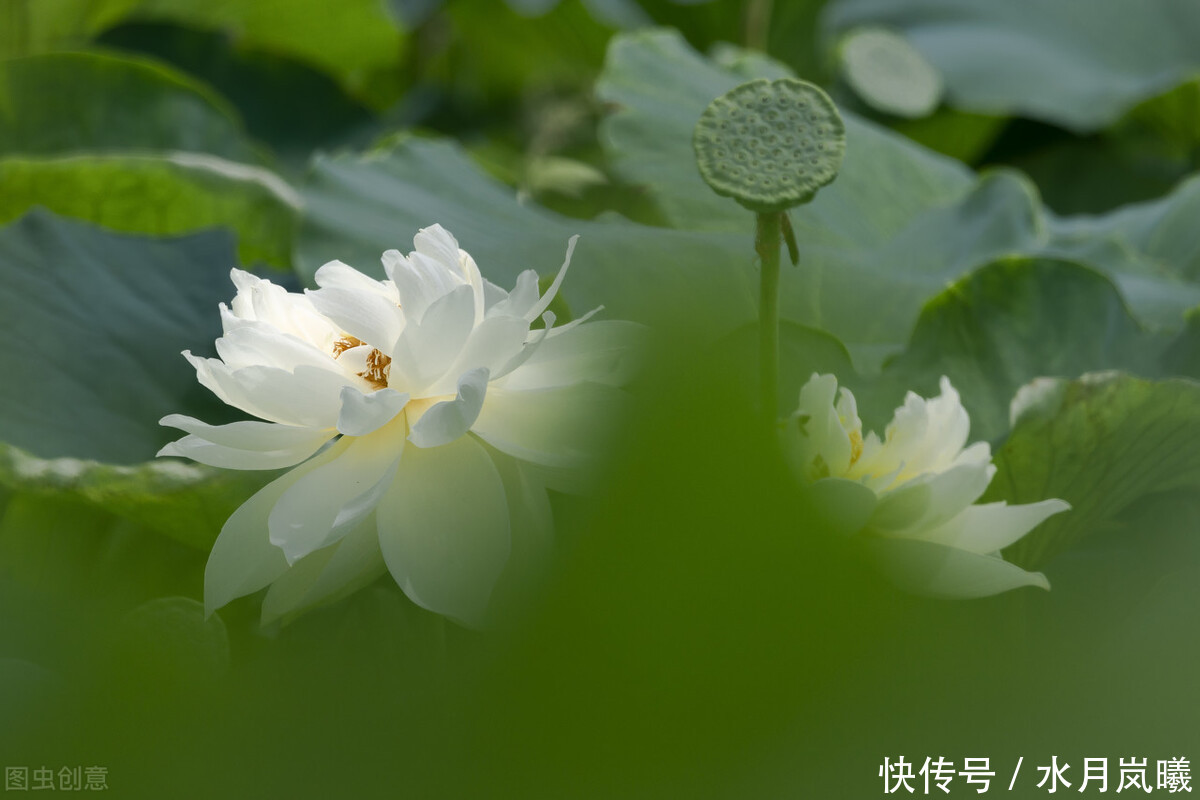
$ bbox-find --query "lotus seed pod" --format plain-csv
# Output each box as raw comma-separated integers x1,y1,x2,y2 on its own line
839,27,943,119
693,77,846,213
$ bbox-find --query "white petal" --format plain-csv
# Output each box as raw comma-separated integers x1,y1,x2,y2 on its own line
222,364,352,428
203,437,350,615
906,376,971,474
412,223,462,269
539,305,602,337
228,269,337,345
868,538,1050,598
334,343,372,375
159,414,327,450
471,382,627,491
214,320,336,373
185,351,275,421
482,278,509,310
306,286,404,353
260,515,387,626
917,499,1071,555
187,351,351,427
268,416,407,563
456,250,486,326
792,374,855,476
376,434,510,626
491,312,554,381
868,462,993,535
486,269,540,319
389,284,476,392
855,390,932,479
524,235,578,322
951,440,992,469
425,315,529,396
337,387,410,437
409,224,486,322
408,368,489,448
383,248,460,322
835,387,862,435
851,378,974,484
499,319,645,390
313,259,398,300
157,429,333,470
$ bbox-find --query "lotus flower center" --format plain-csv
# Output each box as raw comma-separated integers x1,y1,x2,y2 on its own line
332,335,392,390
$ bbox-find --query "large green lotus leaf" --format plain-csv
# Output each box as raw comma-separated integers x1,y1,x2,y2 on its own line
1114,76,1200,162
0,443,273,551
0,0,126,58
982,372,1200,570
1,0,406,109
297,139,758,336
822,0,1200,133
0,209,242,465
1163,308,1200,378
1050,173,1200,282
444,0,625,97
1006,78,1200,216
0,51,260,162
96,22,378,166
796,170,1043,370
0,154,298,267
870,258,1170,441
1046,174,1200,326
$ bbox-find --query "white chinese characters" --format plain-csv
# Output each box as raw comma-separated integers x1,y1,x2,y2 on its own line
879,756,1191,794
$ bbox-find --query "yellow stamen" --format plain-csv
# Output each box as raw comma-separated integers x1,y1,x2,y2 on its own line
361,348,392,389
332,335,392,390
332,335,363,357
848,429,863,466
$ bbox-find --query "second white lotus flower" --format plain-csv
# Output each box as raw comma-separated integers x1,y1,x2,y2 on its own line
781,374,1070,597
158,225,640,626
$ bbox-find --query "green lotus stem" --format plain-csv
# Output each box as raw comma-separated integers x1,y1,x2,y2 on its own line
756,211,782,423
744,0,774,51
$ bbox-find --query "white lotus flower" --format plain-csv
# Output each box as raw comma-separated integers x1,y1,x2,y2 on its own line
158,225,640,626
781,374,1069,597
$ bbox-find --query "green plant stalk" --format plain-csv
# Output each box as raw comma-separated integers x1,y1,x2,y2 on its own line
756,211,783,423
744,0,774,51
